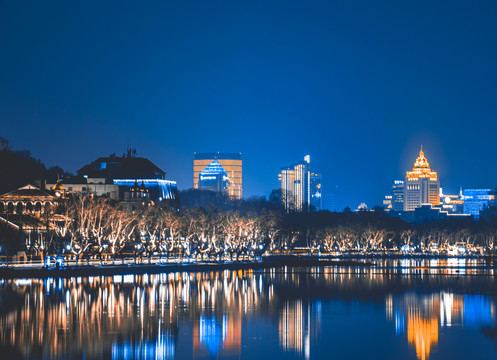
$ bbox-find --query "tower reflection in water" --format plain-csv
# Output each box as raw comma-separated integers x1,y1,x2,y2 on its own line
0,266,496,359
0,270,273,359
279,300,321,359
386,292,495,360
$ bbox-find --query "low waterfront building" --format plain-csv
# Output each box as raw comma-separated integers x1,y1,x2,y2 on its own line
0,184,56,216
0,184,62,245
45,177,120,201
122,180,152,210
400,203,471,224
78,151,177,204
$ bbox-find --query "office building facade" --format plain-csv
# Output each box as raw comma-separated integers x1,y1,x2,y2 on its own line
279,168,296,211
463,189,496,221
197,160,231,194
310,173,322,211
404,148,440,211
392,180,404,212
45,178,120,201
279,155,321,212
383,195,393,212
193,153,242,199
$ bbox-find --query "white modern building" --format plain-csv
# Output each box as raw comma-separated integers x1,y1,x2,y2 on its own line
279,155,321,212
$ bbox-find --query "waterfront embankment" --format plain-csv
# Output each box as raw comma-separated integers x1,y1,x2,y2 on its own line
0,257,374,279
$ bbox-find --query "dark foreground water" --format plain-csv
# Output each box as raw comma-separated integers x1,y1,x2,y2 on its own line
1,259,497,360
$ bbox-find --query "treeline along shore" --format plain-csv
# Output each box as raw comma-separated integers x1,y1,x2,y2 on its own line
1,192,497,269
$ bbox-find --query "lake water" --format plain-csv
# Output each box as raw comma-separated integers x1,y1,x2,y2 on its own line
1,259,497,359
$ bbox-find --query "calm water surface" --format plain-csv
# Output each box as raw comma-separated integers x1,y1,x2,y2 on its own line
1,259,497,360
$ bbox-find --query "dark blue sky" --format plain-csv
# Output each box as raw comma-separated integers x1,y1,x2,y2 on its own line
1,1,497,210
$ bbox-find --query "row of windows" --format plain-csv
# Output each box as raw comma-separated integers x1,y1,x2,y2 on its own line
193,160,242,167
0,201,52,214
193,171,242,178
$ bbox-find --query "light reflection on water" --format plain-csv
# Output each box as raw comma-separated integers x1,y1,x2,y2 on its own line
0,262,496,360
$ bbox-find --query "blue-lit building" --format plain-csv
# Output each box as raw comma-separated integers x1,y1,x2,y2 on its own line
78,152,177,205
463,189,496,221
198,160,230,194
113,178,177,202
310,173,322,211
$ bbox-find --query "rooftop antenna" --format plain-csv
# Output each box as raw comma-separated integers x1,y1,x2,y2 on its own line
125,136,137,158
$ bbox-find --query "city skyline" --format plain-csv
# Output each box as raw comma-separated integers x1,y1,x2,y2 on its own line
4,139,495,211
2,3,497,360
2,1,497,210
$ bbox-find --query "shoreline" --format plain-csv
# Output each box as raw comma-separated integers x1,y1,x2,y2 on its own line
0,258,374,280
0,254,495,279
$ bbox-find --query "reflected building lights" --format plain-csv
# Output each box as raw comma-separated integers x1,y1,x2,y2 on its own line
0,265,496,360
0,269,275,359
279,300,321,360
387,291,495,360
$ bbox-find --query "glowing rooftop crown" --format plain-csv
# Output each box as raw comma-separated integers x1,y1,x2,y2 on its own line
413,146,431,170
406,146,438,181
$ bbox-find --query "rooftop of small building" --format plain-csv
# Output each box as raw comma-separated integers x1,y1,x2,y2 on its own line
78,154,166,180
0,184,55,200
193,152,242,160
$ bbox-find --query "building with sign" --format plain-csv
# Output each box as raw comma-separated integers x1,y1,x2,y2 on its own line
197,160,231,195
392,180,404,212
193,153,242,199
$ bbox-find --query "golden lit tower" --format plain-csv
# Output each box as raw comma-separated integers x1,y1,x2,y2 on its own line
404,147,440,211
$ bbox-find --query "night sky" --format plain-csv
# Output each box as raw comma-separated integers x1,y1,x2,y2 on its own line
1,1,497,210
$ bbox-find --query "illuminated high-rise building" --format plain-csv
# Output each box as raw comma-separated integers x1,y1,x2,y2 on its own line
310,173,322,211
294,157,311,212
404,147,440,211
279,155,321,212
392,180,404,212
279,168,296,211
193,153,242,199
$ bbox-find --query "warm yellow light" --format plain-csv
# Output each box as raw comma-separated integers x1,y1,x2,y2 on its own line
407,312,439,360
406,148,438,182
